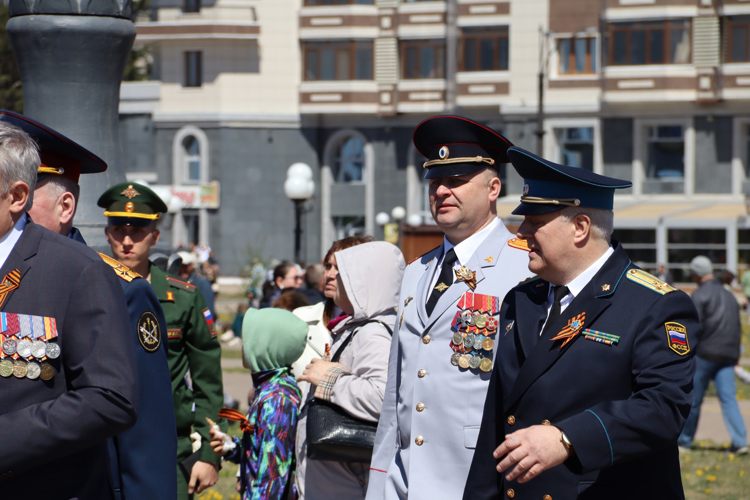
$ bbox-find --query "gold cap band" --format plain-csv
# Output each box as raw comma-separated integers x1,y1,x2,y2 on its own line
520,196,581,207
103,211,161,220
423,156,495,169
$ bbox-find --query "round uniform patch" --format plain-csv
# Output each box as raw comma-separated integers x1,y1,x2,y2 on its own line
138,311,161,353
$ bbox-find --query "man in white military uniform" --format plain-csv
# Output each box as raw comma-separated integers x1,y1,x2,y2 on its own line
367,116,534,500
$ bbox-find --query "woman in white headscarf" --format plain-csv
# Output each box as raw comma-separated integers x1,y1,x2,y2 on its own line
295,241,405,500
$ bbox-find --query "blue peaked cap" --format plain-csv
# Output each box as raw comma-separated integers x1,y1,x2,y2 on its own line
508,147,632,216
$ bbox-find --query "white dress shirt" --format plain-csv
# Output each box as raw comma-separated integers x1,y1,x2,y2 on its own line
428,217,500,292
540,245,614,335
0,215,26,270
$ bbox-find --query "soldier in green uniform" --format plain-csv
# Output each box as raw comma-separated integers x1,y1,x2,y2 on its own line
97,182,226,499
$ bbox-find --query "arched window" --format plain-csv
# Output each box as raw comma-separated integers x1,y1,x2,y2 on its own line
333,136,365,183
183,136,201,182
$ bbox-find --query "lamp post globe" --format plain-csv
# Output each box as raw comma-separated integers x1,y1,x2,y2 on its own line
375,212,390,227
285,163,315,264
407,214,423,228
391,206,406,222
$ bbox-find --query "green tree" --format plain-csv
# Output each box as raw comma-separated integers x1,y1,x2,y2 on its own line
0,6,23,112
123,0,153,81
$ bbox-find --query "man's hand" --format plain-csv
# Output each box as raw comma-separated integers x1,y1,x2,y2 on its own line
188,460,219,494
297,358,346,387
493,425,572,483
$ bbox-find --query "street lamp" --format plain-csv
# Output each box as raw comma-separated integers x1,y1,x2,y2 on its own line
284,163,315,264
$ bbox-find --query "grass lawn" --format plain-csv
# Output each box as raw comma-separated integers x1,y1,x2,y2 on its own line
681,442,749,500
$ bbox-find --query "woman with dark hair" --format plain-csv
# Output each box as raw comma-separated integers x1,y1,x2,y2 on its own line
259,262,303,308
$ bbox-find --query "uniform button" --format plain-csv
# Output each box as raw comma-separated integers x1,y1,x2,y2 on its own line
541,419,551,426
416,402,425,412
507,415,516,425
422,335,431,344
418,369,426,378
415,436,424,446
543,495,552,500
506,489,515,498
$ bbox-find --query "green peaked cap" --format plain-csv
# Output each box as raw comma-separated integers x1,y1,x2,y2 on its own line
98,182,168,227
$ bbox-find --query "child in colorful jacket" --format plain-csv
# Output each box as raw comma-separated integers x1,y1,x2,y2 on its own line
210,308,307,499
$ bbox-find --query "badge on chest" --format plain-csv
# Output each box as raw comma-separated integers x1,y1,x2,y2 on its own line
449,292,500,372
0,312,60,381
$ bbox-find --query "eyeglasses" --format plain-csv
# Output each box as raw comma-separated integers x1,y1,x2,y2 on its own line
294,276,304,282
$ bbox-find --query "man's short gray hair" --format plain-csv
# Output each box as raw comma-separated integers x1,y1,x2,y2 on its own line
0,122,39,211
38,176,81,207
559,206,614,242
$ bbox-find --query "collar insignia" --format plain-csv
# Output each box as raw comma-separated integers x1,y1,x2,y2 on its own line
601,284,611,292
121,184,140,199
484,256,493,263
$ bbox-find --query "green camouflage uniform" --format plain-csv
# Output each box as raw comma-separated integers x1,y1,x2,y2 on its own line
149,263,225,499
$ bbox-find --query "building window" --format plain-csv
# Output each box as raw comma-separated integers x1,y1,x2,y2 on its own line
728,16,750,63
647,126,684,179
184,51,202,87
556,127,594,171
333,136,366,183
608,20,691,66
558,37,597,74
183,0,200,13
303,41,373,81
304,0,373,4
402,40,446,79
611,229,656,269
183,136,201,183
738,229,750,273
668,229,726,282
460,28,509,71
182,209,200,245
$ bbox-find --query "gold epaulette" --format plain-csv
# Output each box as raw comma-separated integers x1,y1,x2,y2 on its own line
167,276,196,293
99,253,142,282
626,269,677,295
507,238,530,251
408,245,441,266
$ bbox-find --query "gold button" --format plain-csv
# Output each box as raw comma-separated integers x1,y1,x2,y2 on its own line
418,369,426,378
542,419,551,426
506,489,515,498
507,415,516,425
422,335,431,344
416,402,425,412
543,496,552,500
415,436,424,446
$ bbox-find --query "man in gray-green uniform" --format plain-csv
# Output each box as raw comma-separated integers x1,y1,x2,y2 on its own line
97,182,226,499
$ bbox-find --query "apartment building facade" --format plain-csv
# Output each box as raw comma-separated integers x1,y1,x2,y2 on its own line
120,0,750,279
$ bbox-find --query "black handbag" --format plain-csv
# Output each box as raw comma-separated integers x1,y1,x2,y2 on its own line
306,320,392,463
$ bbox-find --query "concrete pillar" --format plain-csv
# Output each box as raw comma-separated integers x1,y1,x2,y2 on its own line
7,0,135,250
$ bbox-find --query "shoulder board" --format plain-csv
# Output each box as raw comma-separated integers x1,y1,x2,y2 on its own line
98,253,141,282
408,245,441,266
516,275,540,287
626,268,677,295
507,238,530,252
167,276,196,292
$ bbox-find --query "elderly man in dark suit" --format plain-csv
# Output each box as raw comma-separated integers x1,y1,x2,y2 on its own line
0,121,137,499
463,147,699,500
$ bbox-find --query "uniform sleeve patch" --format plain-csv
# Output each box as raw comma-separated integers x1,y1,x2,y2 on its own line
137,311,161,353
202,309,217,336
665,322,690,356
507,238,531,251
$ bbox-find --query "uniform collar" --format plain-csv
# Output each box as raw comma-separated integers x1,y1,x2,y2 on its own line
0,215,27,271
442,217,499,266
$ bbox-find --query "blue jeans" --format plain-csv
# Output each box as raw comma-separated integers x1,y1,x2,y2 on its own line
678,356,748,449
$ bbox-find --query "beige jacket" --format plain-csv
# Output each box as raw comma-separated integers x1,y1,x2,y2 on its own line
296,241,405,500
292,301,332,403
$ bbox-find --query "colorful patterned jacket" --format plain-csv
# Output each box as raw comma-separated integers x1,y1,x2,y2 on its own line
225,367,302,500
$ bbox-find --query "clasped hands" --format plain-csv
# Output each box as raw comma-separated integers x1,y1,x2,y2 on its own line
493,425,573,483
297,358,346,387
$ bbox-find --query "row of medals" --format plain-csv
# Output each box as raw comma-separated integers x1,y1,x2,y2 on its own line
450,310,496,372
0,337,60,380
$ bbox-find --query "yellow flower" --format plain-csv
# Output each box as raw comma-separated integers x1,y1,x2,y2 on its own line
729,454,735,461
706,474,716,482
722,443,730,449
696,469,704,476
685,473,691,479
740,470,745,477
685,455,691,462
705,488,711,495
714,465,720,470
718,455,724,461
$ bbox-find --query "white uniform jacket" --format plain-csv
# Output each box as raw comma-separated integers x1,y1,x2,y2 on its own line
366,221,533,500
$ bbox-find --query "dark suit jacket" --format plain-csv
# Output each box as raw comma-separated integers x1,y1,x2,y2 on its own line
71,229,178,500
0,220,137,500
464,243,698,500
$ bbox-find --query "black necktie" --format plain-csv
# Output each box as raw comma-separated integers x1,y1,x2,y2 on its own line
540,285,570,338
426,248,458,316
